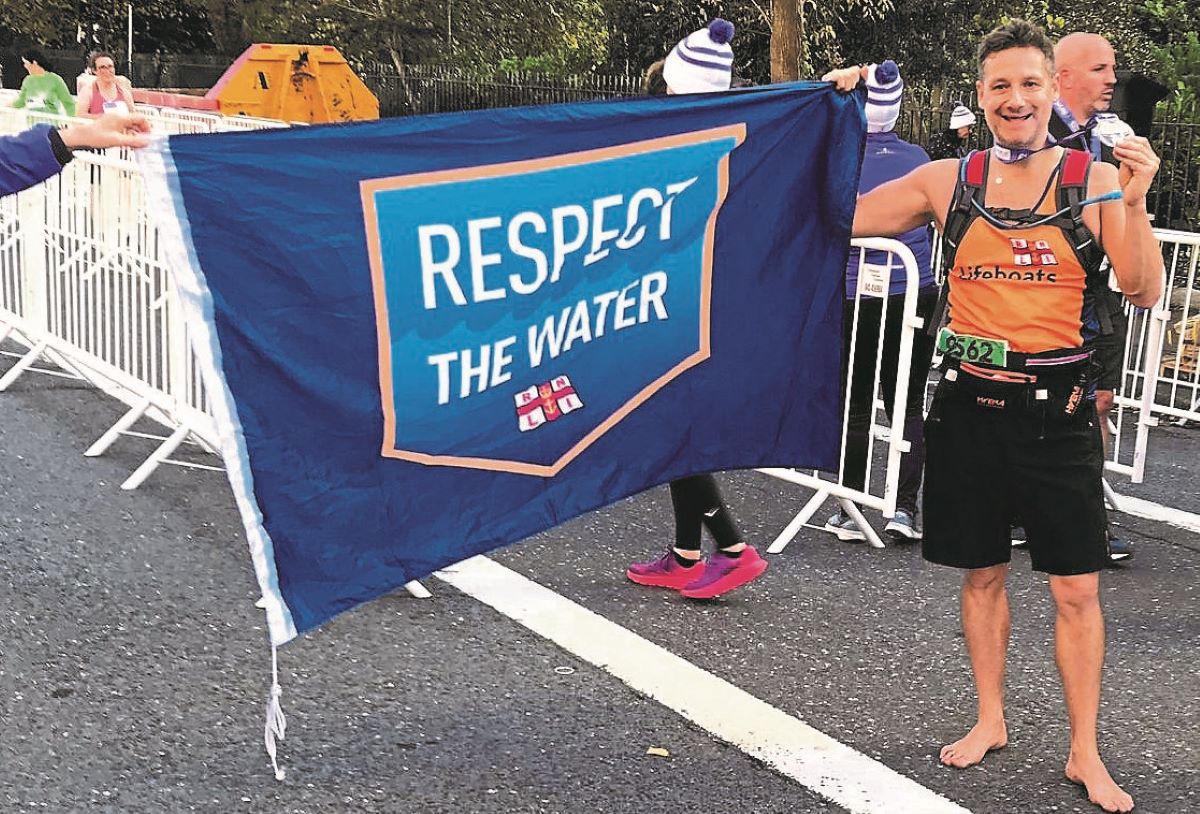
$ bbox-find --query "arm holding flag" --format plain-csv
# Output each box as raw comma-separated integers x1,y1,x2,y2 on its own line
0,112,151,198
851,160,956,238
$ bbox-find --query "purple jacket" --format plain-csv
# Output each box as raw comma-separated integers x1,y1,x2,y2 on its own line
0,124,67,198
847,131,934,297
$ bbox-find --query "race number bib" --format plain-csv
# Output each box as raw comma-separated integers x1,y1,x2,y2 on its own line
102,100,130,114
937,327,1009,366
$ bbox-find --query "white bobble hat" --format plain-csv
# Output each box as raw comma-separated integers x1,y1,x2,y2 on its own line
662,19,736,94
949,102,977,130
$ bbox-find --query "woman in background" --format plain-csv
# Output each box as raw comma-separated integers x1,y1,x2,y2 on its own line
76,52,136,117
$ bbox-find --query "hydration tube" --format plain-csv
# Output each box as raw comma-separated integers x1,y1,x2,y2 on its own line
969,190,1123,230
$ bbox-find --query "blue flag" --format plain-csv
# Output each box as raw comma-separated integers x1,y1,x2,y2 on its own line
140,82,865,644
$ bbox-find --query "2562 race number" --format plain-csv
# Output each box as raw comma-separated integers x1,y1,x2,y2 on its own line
937,328,1009,366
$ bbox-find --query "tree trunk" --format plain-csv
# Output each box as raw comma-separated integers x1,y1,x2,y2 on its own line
770,0,803,82
387,46,419,115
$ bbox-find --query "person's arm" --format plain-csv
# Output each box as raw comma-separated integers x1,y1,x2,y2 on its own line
852,161,950,238
821,64,869,92
57,111,152,150
0,113,151,198
75,81,95,118
119,81,136,111
1091,138,1164,308
0,124,73,196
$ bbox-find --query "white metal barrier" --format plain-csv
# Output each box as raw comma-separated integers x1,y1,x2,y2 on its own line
1103,229,1199,485
759,238,923,550
0,105,287,487
0,147,220,487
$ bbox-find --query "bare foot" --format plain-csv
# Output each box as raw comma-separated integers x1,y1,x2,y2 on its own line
939,720,1008,768
1066,754,1134,812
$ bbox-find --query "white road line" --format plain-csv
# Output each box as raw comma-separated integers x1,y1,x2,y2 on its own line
1111,492,1200,536
436,555,970,814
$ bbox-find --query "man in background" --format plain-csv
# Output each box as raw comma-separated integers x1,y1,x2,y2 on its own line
1052,32,1136,563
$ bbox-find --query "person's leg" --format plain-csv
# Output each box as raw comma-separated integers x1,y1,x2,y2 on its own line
884,287,938,522
841,296,884,494
674,473,744,553
940,563,1011,768
626,476,709,588
1050,573,1133,813
675,475,768,599
902,290,938,502
669,475,711,556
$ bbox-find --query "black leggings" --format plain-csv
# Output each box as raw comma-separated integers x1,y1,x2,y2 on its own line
669,475,742,551
841,288,939,514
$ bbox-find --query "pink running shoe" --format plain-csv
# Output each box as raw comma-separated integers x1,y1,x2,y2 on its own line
626,550,706,590
680,546,768,599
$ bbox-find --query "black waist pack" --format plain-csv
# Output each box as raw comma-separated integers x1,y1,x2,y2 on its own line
939,357,1095,422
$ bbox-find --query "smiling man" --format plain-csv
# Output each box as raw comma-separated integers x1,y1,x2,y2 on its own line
850,19,1162,814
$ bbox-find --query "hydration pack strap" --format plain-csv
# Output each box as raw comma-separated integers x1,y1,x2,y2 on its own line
1056,149,1113,335
928,151,989,338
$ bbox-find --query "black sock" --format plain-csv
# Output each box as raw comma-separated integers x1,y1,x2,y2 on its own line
672,550,700,567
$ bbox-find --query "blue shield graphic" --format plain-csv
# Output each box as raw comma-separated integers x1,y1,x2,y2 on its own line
362,126,744,476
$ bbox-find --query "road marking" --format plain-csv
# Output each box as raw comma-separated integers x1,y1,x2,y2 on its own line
1111,492,1200,535
436,555,971,814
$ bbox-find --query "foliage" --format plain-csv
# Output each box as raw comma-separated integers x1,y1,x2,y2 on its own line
832,0,1190,85
600,0,893,84
1140,0,1200,102
0,0,1195,91
0,0,213,54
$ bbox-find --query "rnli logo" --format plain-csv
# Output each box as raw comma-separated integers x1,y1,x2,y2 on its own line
1010,238,1057,267
515,375,583,432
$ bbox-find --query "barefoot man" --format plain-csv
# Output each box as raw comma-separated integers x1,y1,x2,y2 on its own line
851,20,1162,813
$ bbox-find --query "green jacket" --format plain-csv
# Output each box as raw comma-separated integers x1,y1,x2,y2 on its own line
14,72,75,117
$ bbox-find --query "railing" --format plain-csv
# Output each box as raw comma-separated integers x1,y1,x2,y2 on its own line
759,239,923,550
0,106,288,486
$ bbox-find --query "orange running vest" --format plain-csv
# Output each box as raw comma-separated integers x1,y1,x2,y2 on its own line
944,149,1104,357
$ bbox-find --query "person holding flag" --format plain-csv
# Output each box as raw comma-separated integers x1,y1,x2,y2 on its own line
625,20,863,599
850,19,1160,813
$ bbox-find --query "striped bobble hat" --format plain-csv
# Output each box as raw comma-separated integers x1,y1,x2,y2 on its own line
865,60,903,132
662,19,736,94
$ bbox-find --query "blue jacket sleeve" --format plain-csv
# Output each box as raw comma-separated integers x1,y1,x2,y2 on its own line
0,124,67,198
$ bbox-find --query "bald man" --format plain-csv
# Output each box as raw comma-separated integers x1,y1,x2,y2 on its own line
1051,33,1136,564
1053,33,1119,159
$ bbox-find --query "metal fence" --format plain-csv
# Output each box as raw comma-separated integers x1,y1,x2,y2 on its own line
359,64,642,118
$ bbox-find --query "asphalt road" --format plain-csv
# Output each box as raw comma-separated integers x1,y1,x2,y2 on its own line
2,360,1198,814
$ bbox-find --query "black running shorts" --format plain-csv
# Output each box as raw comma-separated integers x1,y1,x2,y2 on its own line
921,377,1108,576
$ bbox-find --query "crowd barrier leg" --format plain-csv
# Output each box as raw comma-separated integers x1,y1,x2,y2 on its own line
403,581,432,599
120,423,192,490
766,487,832,553
85,396,152,457
1102,478,1122,513
0,340,49,391
758,468,889,550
